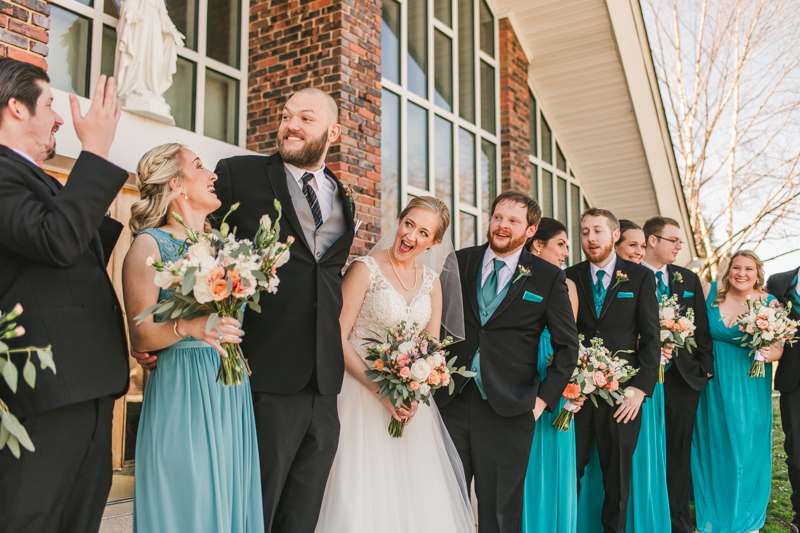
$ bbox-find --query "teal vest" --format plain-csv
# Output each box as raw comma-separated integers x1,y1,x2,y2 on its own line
789,271,800,312
470,264,512,399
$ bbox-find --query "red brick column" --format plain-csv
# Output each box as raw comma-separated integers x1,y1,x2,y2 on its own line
499,17,530,194
248,0,381,256
0,0,48,69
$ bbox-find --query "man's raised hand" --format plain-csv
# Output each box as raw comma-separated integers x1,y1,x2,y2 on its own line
69,75,122,160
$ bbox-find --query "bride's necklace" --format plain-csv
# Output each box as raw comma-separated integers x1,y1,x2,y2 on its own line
388,250,418,291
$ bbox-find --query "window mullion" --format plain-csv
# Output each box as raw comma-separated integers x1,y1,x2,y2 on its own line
196,0,208,135
88,0,103,96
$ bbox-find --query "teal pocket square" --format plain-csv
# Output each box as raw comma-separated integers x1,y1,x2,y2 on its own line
523,291,543,302
683,291,694,298
617,292,634,298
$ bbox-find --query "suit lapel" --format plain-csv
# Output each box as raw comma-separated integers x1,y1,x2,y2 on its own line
464,245,485,321
577,261,597,320
775,268,800,321
667,264,676,297
2,146,61,195
485,249,532,324
266,156,311,252
598,255,626,322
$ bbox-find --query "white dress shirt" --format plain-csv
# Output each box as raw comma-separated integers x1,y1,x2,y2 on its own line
589,252,618,290
481,247,523,295
284,162,336,223
10,147,38,167
642,260,669,290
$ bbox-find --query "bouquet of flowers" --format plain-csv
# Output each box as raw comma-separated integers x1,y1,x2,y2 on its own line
735,297,797,378
364,321,474,438
552,335,638,432
657,294,697,383
0,304,56,458
135,201,293,386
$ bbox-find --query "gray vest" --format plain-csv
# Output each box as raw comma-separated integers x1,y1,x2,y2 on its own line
285,167,347,262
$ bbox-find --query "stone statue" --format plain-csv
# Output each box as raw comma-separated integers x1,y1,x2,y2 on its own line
114,0,184,126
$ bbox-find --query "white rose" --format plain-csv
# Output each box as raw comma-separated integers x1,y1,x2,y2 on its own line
660,330,671,342
409,359,432,382
398,341,415,355
266,275,280,294
153,269,178,289
259,214,272,228
273,248,291,268
661,307,675,320
418,382,431,395
390,350,400,361
425,356,437,368
187,242,214,260
192,277,213,304
433,352,446,367
762,331,775,341
582,380,596,395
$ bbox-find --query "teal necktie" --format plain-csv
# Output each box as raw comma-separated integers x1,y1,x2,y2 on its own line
482,259,504,305
593,270,607,317
656,271,669,302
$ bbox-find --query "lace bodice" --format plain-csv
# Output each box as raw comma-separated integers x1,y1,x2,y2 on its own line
348,256,436,361
136,228,184,323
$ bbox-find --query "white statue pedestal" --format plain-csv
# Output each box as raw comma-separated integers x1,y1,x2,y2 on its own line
120,93,176,126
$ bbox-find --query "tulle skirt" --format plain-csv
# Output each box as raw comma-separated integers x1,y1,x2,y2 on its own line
315,372,475,533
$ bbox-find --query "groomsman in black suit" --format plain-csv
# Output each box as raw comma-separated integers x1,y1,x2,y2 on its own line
768,266,800,532
641,216,714,533
566,208,660,533
437,191,579,533
0,60,130,532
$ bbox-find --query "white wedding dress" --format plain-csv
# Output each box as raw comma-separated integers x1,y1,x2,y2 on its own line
315,256,476,533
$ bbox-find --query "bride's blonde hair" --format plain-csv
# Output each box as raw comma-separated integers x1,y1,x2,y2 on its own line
129,143,211,235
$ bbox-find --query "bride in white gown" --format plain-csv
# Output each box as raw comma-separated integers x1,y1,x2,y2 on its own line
315,197,475,533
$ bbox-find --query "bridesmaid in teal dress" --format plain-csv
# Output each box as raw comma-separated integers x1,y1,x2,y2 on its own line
577,220,671,533
122,144,264,533
522,218,580,533
692,250,783,533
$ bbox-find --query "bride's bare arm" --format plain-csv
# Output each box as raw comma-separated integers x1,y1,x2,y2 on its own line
424,277,443,338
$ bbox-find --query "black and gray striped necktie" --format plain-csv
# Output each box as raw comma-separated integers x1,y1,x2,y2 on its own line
301,172,323,229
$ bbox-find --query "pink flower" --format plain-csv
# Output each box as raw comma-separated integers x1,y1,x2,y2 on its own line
607,380,619,391
399,367,411,379
397,355,411,367
757,319,769,330
441,373,450,385
409,381,419,391
13,325,25,337
563,383,581,399
598,363,606,370
427,371,442,385
210,279,229,301
287,235,296,244
593,371,608,388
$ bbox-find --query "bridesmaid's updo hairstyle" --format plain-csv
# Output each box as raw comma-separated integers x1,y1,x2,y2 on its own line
129,143,199,235
528,217,567,250
714,249,765,306
617,219,641,244
398,196,451,243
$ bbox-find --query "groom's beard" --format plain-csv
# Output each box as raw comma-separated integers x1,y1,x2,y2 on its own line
486,228,528,255
278,130,328,169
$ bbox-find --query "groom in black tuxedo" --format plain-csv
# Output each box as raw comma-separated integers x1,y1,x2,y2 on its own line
566,208,660,533
437,191,579,533
768,266,800,532
212,89,354,533
0,60,130,532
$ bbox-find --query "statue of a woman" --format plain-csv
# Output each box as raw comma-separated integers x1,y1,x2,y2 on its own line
114,0,184,125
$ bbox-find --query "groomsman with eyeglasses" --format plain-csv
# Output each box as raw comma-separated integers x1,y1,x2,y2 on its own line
768,265,800,533
566,208,660,533
641,216,714,533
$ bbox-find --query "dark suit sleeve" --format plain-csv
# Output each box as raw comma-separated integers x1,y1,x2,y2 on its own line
539,270,580,412
690,273,714,377
97,216,124,267
630,271,660,396
211,158,234,229
0,151,127,268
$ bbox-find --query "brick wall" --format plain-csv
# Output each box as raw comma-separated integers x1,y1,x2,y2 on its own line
0,0,48,70
498,18,530,194
248,0,382,256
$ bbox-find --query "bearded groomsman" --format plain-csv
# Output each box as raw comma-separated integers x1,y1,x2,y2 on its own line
768,266,800,533
640,216,713,533
566,208,660,533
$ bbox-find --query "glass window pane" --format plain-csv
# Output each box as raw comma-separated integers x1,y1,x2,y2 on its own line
457,0,474,123
206,0,240,67
382,0,401,84
164,57,196,131
479,0,493,56
435,0,451,26
541,116,552,164
571,184,581,265
434,31,453,112
381,89,401,235
459,128,475,205
204,69,238,144
557,177,567,225
104,0,118,16
529,92,537,157
460,212,477,248
480,61,495,134
101,25,116,78
541,169,553,217
435,116,453,229
408,0,427,98
556,144,566,172
530,163,538,203
407,101,429,189
48,6,91,97
480,140,496,225
167,0,198,51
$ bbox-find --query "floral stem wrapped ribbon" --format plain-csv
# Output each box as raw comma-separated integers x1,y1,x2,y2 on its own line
657,294,697,383
552,335,638,432
735,298,797,378
135,201,293,386
364,321,474,438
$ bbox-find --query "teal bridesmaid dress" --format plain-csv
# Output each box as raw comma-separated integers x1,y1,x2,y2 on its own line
133,228,265,533
691,281,773,533
521,328,577,533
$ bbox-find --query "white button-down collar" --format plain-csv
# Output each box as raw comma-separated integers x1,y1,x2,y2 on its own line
589,252,617,290
10,147,38,167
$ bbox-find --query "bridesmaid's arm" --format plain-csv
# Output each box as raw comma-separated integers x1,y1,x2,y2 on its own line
566,278,579,321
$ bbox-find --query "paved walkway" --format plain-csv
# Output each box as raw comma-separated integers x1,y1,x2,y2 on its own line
100,470,134,533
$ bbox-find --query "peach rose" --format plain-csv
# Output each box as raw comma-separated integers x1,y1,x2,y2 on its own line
607,380,619,391
397,354,411,367
399,367,411,379
409,381,419,391
207,267,225,282
441,373,451,385
593,371,608,388
372,359,384,371
427,371,441,385
210,279,229,301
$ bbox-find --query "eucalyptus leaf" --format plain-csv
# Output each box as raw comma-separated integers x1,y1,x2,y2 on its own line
22,359,35,389
36,349,56,374
1,410,33,451
6,434,20,458
0,422,8,448
205,313,219,334
0,341,7,352
3,361,17,393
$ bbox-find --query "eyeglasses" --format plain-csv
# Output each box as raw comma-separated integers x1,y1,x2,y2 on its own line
655,235,684,246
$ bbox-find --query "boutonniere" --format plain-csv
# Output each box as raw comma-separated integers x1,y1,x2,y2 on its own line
342,182,362,231
672,271,683,284
513,265,532,283
611,270,629,290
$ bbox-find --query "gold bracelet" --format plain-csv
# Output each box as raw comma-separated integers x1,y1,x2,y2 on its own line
173,320,184,339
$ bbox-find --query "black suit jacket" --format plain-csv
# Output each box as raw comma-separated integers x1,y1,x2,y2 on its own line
0,146,130,417
212,152,354,395
435,245,579,417
769,268,800,393
565,256,661,396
